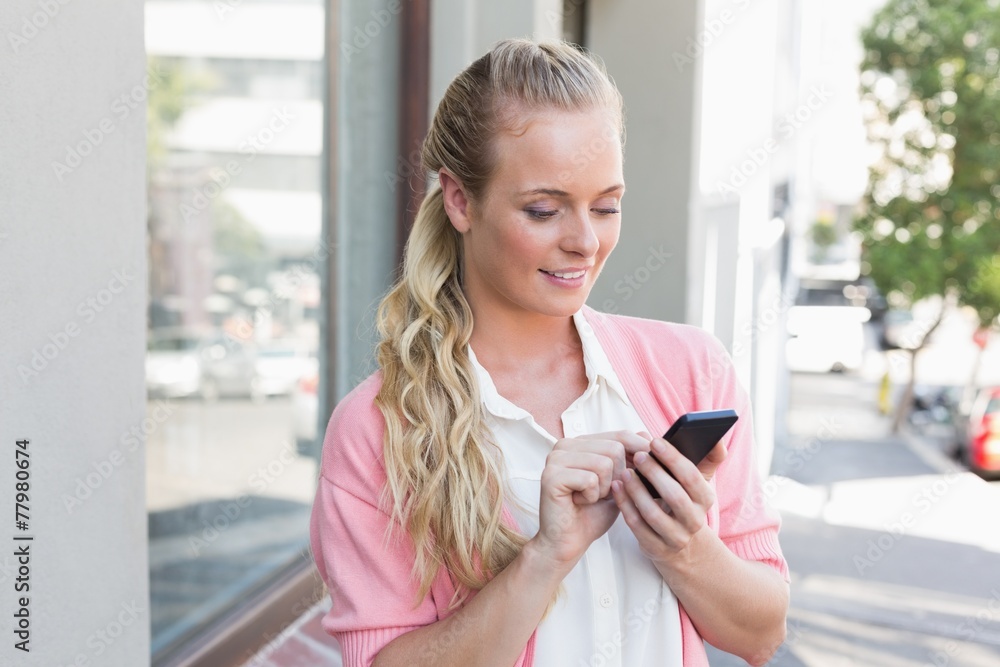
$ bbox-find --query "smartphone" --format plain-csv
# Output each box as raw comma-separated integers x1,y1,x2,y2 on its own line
635,409,738,499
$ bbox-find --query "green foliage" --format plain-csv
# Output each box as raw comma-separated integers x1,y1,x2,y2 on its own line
809,218,839,262
214,200,265,259
212,200,268,287
147,56,189,165
147,56,215,165
811,219,838,247
853,0,1000,326
965,255,1000,323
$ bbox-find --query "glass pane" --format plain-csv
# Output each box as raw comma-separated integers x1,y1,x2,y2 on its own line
144,0,325,656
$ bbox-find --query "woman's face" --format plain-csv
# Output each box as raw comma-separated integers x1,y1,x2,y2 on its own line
451,107,624,321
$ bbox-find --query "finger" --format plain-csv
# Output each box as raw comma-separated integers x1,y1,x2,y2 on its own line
619,468,684,545
547,450,617,498
640,466,706,536
542,465,602,504
575,431,649,461
581,430,651,469
649,439,717,510
618,430,653,457
632,449,687,509
612,474,663,545
555,437,627,479
697,441,728,480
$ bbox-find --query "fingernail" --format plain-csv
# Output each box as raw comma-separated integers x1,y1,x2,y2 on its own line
611,480,621,494
634,452,647,465
622,469,633,482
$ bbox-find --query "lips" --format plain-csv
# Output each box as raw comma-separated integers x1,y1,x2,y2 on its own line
541,268,588,279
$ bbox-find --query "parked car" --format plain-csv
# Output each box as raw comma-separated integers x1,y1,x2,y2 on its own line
786,307,871,373
954,387,1000,478
907,384,961,432
145,329,207,399
254,340,315,398
785,278,873,373
146,328,261,401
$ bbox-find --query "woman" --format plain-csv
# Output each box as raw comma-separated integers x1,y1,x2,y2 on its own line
310,38,789,667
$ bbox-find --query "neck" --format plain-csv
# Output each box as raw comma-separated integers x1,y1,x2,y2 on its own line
467,301,584,372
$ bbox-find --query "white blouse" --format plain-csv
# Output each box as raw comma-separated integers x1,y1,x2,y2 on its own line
467,308,684,667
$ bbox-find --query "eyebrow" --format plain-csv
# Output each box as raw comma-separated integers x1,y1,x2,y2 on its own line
520,184,625,197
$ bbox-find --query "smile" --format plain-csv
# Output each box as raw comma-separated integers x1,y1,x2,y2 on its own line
541,269,586,279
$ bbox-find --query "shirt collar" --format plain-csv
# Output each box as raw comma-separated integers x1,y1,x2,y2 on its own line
573,308,633,408
466,344,522,419
466,308,633,419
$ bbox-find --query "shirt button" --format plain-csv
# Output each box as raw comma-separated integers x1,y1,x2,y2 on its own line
599,593,613,608
574,420,584,431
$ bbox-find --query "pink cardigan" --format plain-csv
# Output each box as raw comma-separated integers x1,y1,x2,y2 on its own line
309,304,790,666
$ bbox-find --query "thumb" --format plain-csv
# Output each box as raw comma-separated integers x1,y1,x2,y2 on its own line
697,441,728,481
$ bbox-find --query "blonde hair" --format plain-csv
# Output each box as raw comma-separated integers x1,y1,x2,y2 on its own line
374,38,625,610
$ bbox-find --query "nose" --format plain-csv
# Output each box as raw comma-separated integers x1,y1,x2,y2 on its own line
560,207,600,258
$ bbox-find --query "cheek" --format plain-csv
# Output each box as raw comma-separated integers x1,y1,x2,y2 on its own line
599,223,621,258
500,226,548,265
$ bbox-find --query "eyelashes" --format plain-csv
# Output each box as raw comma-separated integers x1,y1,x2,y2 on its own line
526,208,620,220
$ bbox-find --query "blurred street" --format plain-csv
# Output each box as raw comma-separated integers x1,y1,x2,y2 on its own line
144,396,318,650
708,367,1000,666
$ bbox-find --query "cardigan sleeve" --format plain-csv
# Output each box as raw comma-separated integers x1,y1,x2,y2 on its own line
310,475,441,666
308,373,448,667
703,334,790,582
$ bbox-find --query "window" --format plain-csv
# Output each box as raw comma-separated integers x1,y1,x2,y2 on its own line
144,0,326,659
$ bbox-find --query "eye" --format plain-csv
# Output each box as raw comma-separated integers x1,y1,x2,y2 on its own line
593,207,620,216
526,208,558,220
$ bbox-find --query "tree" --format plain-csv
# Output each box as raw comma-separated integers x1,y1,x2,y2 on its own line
809,214,839,263
855,0,1000,431
212,199,268,288
147,57,188,166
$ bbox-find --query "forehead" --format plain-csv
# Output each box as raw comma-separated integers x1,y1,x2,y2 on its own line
489,107,623,194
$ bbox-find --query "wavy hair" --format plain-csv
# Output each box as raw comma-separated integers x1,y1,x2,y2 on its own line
374,38,625,610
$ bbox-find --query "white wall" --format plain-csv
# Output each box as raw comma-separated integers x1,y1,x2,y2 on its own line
430,0,564,112
586,0,704,324
695,0,785,476
0,2,150,665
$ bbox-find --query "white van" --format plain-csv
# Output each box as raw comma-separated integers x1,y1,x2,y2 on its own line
785,279,873,373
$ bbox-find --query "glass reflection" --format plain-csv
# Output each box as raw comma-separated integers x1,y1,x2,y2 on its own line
143,0,325,655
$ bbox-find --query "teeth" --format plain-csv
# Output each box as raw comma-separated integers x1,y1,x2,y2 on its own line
546,270,586,279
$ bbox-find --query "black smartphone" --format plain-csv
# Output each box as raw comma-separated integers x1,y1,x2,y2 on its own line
635,409,739,499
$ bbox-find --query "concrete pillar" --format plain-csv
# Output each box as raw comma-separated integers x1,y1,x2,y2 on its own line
585,0,705,324
588,0,787,476
330,0,405,401
0,1,150,665
696,0,784,476
430,0,564,111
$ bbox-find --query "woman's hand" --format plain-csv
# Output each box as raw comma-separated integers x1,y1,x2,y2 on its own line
527,431,649,570
610,436,727,563
611,437,788,665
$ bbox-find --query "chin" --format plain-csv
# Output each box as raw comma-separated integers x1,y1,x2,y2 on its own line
532,295,590,318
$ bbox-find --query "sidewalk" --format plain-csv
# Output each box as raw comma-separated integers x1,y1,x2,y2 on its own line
706,373,1000,666
240,598,339,667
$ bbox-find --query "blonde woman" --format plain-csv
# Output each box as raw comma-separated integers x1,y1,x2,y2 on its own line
310,38,789,667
